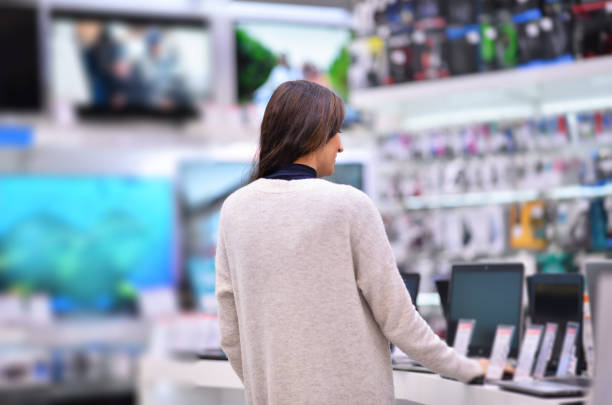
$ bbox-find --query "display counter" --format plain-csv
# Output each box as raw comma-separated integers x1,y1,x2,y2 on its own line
138,356,588,405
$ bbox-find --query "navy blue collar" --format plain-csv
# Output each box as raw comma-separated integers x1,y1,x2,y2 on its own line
264,163,317,180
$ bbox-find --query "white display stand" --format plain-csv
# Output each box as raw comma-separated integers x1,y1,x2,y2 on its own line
138,356,587,405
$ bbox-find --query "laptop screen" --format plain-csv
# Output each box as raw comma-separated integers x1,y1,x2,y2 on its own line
448,263,524,358
400,272,420,305
528,274,584,374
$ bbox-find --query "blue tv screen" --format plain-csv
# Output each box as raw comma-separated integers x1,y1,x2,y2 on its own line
0,175,175,315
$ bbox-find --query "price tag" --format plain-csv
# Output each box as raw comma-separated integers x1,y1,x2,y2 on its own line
486,325,515,380
453,319,476,357
556,321,579,377
514,324,543,381
533,323,558,379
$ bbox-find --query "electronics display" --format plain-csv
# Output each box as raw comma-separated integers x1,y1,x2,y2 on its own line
527,274,584,375
0,3,42,111
235,21,351,105
377,109,612,267
353,0,612,87
435,278,450,320
324,163,365,192
51,10,211,119
399,272,420,304
0,175,175,314
448,263,523,358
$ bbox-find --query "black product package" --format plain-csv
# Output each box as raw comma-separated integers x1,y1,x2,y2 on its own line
412,28,449,80
572,3,612,58
446,0,479,26
515,8,544,65
512,0,539,14
416,0,446,21
540,12,574,61
388,34,414,83
445,25,481,75
385,0,416,34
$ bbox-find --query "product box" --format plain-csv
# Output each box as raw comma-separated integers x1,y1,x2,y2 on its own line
572,2,612,58
388,33,415,83
412,28,449,80
445,25,481,75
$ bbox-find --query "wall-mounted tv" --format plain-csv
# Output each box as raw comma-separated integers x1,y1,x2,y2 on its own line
51,10,211,120
0,175,176,315
235,21,351,109
0,3,43,111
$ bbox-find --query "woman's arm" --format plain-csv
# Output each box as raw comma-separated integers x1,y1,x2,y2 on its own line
349,191,483,383
215,223,244,382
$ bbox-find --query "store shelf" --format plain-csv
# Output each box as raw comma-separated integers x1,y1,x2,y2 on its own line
351,56,612,132
381,183,612,211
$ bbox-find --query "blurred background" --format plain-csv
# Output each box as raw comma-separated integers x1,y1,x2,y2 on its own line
0,0,611,404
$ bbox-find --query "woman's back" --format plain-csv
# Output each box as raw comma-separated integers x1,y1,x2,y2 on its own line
217,178,396,404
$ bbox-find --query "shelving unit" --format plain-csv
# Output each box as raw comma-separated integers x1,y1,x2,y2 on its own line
351,56,612,132
381,183,612,212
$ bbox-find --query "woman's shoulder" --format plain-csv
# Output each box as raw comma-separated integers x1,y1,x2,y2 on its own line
221,178,373,212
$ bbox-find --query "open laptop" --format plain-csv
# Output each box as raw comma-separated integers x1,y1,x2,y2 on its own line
446,263,524,360
497,274,590,397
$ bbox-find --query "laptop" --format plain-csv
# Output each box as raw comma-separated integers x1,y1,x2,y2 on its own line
496,275,592,399
496,380,587,397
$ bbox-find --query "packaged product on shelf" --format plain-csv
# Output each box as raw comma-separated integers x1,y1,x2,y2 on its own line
415,0,446,22
514,8,545,66
572,1,612,58
349,36,387,89
385,0,416,34
553,200,590,250
540,0,574,63
444,24,481,76
388,34,414,83
589,197,612,250
512,0,540,14
509,201,548,250
445,0,478,26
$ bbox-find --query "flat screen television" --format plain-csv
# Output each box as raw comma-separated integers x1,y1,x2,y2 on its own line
51,10,211,120
0,3,43,111
235,21,351,107
0,175,176,315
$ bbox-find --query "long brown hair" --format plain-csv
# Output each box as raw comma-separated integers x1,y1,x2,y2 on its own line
250,80,345,182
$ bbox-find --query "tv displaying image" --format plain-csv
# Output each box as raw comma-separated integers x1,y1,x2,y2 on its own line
235,21,351,109
51,11,211,119
0,176,176,314
0,4,42,111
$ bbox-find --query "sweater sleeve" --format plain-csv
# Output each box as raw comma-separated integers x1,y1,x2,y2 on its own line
349,191,483,383
215,220,244,382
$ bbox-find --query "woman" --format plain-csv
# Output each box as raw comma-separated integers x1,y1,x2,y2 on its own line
216,80,485,405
